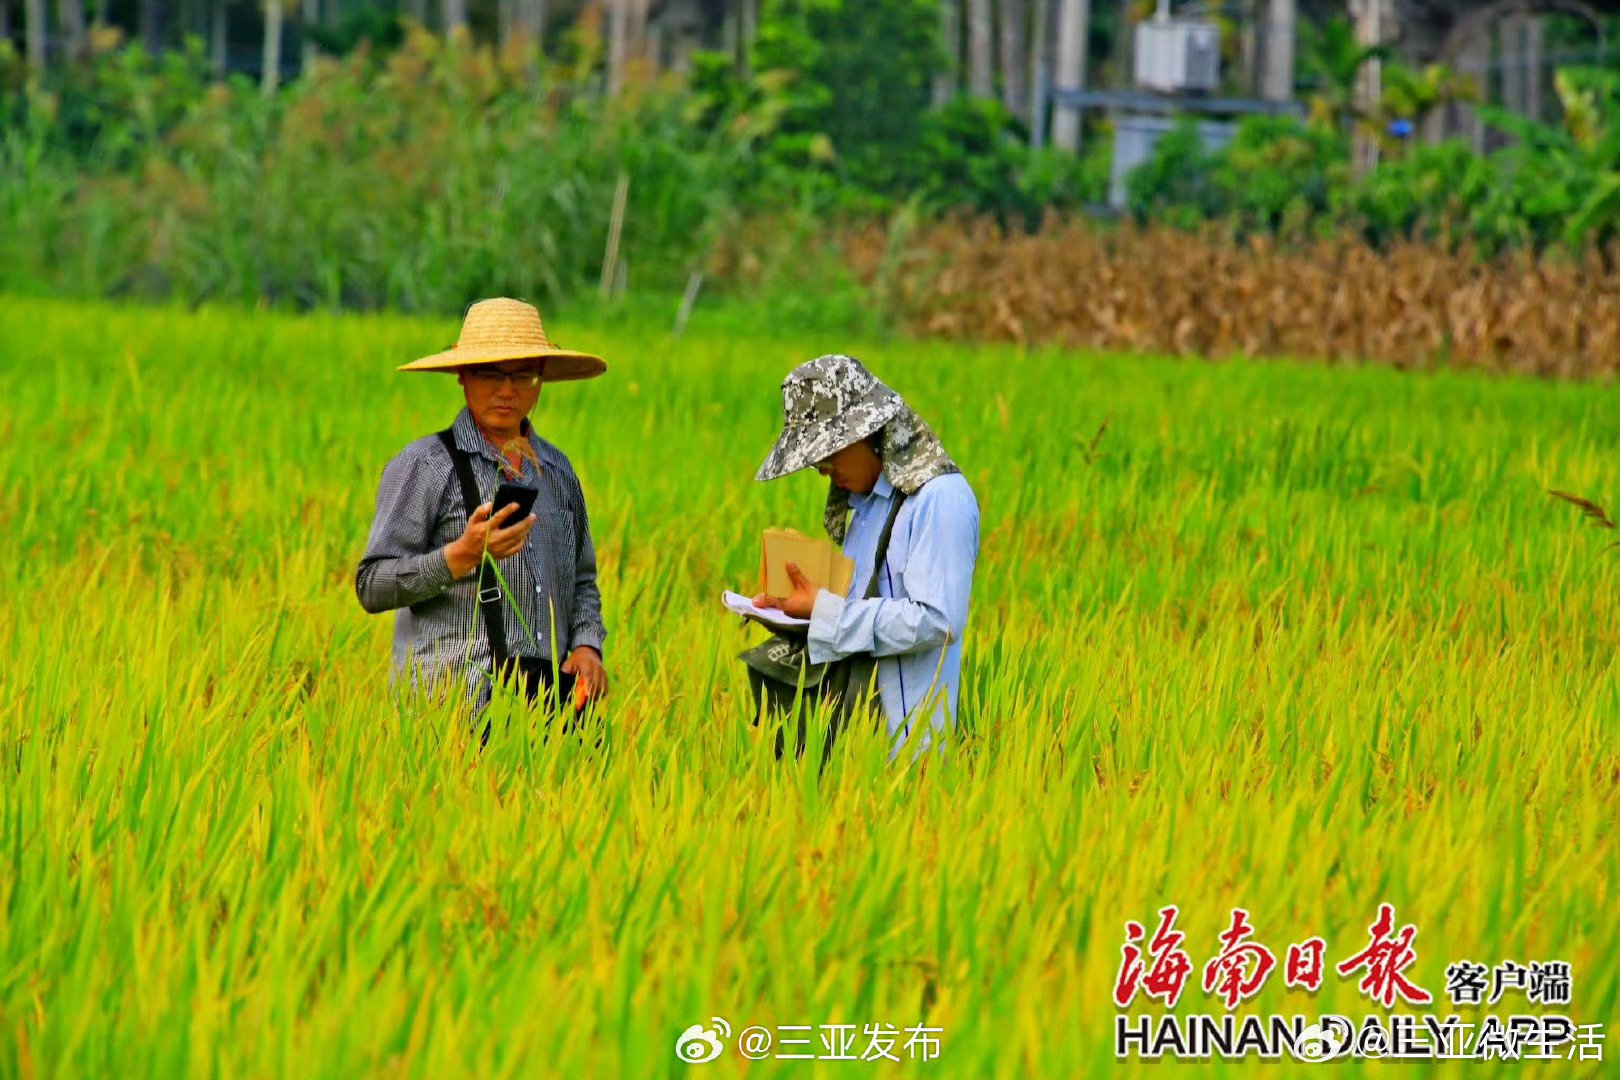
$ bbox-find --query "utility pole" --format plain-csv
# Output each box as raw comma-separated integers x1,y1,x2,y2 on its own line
739,0,755,66
1500,14,1526,116
1239,0,1257,97
968,0,992,98
1350,0,1384,177
1460,33,1486,153
1525,16,1544,121
211,0,228,75
1052,0,1090,152
629,0,648,72
608,0,627,95
262,0,283,94
935,0,960,106
301,0,317,71
1027,0,1050,144
1000,0,1025,115
25,0,46,75
58,0,87,60
1260,0,1294,103
441,0,466,36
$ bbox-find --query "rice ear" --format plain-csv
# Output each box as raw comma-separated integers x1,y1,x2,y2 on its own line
1548,489,1617,530
503,437,543,475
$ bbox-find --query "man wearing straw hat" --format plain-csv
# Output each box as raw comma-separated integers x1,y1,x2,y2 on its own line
356,298,609,722
751,354,979,759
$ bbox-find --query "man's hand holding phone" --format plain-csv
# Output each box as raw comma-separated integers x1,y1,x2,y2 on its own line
444,501,535,579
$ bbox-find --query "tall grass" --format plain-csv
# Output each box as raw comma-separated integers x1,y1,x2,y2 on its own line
0,294,1615,1077
0,28,767,313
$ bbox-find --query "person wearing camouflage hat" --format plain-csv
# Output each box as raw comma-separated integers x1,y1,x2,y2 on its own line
753,354,980,757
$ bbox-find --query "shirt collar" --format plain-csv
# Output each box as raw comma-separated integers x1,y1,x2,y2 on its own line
853,470,895,509
451,406,539,469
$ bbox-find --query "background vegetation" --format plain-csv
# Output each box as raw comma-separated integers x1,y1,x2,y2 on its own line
1125,63,1620,256
3,4,1620,365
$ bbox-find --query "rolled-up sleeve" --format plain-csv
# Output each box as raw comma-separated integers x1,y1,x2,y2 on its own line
355,450,456,614
806,480,979,665
567,472,608,657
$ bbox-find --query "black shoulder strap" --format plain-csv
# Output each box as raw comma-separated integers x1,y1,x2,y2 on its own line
863,490,908,600
437,429,509,667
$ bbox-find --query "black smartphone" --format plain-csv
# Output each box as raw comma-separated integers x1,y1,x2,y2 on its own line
491,480,539,527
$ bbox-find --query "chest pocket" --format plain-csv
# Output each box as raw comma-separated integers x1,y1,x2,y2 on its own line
434,481,474,547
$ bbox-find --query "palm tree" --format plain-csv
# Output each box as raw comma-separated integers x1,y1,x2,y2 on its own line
1485,68,1620,247
1380,60,1478,143
1298,14,1389,134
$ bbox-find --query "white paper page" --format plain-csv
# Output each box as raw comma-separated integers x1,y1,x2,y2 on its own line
722,590,811,629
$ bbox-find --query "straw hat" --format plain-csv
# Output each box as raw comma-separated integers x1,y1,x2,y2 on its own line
397,298,607,381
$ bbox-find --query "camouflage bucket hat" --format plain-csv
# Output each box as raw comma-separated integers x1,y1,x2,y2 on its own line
756,354,962,545
755,355,904,483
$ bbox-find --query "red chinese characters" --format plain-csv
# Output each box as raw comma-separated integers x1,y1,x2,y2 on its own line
1201,908,1278,1008
1285,937,1327,992
1334,902,1434,1007
1114,907,1196,1008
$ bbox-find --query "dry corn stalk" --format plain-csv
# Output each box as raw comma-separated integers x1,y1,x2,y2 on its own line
841,218,1620,379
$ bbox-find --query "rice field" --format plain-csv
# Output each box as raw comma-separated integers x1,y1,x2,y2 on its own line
1,293,1615,1078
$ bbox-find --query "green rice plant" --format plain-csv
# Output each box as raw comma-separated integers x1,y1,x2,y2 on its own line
0,294,1614,1078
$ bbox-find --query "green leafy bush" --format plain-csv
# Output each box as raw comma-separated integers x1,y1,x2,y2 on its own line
0,28,762,311
750,0,939,197
913,98,1097,226
1123,68,1620,255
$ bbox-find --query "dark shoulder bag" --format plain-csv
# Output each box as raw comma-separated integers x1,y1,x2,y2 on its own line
739,492,906,763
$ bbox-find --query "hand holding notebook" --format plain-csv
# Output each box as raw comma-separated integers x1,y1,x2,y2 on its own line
722,527,855,628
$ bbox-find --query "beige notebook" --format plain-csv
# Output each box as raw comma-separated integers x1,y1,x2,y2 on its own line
760,527,855,598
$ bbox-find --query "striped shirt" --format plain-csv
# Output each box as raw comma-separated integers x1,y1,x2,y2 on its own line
355,406,607,702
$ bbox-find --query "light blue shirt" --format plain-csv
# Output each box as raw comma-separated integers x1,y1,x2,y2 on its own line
807,471,980,756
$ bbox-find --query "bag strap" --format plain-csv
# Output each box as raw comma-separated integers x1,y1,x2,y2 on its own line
436,429,509,667
815,489,910,736
862,490,908,600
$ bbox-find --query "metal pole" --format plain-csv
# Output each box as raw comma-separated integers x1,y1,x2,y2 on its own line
1052,0,1090,152
1260,0,1294,103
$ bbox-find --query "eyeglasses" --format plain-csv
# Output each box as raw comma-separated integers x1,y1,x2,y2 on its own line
464,368,543,389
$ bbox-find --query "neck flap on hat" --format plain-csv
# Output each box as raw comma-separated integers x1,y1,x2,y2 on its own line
822,398,960,545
